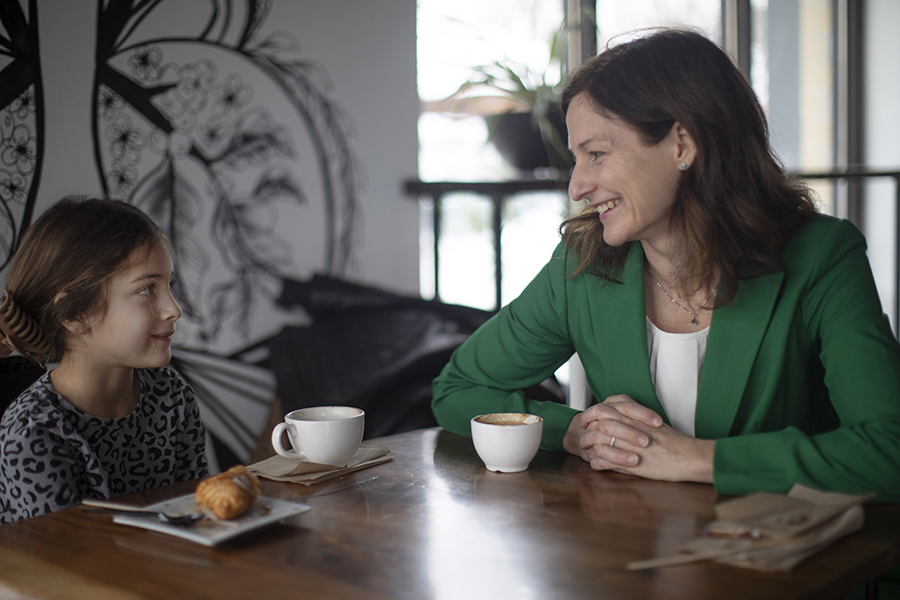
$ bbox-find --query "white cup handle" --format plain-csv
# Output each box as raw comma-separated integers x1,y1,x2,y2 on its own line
271,422,306,460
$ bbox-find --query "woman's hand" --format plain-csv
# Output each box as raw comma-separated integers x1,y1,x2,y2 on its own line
563,394,715,483
612,421,715,483
563,395,662,467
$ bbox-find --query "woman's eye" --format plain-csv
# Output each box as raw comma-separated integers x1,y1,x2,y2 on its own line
139,285,154,296
590,151,605,160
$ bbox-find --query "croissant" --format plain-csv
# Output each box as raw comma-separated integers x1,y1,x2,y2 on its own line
195,465,260,520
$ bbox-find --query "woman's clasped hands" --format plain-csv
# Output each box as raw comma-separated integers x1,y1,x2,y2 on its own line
563,395,715,484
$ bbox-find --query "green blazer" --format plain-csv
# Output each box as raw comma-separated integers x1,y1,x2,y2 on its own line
432,216,900,502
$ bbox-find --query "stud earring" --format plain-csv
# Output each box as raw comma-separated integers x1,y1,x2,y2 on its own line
680,163,688,170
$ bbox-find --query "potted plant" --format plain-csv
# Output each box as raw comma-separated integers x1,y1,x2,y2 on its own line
440,30,573,174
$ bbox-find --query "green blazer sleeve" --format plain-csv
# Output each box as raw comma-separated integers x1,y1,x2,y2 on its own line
710,217,900,502
433,235,668,450
431,244,581,450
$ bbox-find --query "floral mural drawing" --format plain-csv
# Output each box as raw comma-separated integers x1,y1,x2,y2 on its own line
93,0,361,348
0,0,361,349
0,0,43,273
0,0,364,469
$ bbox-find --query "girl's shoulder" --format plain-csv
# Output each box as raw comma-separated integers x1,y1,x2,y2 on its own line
1,373,66,433
134,366,203,438
139,365,186,386
136,366,193,406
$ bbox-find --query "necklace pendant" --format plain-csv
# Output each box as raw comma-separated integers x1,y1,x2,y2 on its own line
691,317,700,326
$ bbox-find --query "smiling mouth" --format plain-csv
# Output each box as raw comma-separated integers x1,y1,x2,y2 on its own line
595,199,621,215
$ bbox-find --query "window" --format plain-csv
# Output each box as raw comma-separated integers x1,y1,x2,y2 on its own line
415,0,898,334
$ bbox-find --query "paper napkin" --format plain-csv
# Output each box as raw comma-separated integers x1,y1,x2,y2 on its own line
247,445,392,485
628,484,871,572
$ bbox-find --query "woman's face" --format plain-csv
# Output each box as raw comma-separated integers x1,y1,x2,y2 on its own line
566,93,693,253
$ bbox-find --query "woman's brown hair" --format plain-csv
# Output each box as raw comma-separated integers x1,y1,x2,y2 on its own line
560,28,818,305
7,196,167,363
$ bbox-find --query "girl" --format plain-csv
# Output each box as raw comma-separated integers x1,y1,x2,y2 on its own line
0,196,208,523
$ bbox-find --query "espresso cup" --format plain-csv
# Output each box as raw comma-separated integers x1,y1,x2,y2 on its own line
271,406,365,466
470,413,543,473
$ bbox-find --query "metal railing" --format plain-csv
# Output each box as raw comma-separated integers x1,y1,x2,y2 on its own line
404,178,569,310
405,168,900,335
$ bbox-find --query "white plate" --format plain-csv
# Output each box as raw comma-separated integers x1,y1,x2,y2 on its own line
113,494,311,546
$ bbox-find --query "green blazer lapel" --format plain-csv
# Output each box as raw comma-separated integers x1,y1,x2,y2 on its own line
590,244,665,418
695,270,785,439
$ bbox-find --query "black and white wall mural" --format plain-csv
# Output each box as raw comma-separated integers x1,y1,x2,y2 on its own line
0,0,419,470
4,0,361,345
0,0,42,274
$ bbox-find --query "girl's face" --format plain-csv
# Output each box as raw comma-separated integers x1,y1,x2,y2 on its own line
72,243,181,370
566,93,694,253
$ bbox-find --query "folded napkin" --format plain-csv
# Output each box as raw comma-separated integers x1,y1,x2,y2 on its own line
628,484,870,572
247,445,392,485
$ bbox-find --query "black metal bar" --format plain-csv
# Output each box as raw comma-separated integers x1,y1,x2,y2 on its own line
492,193,504,310
722,0,752,79
844,0,866,226
433,192,442,302
866,578,879,600
405,172,900,333
405,179,570,197
736,0,752,78
794,168,900,180
579,0,597,59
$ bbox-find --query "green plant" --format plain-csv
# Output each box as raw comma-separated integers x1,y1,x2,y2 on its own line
441,25,572,172
450,58,561,115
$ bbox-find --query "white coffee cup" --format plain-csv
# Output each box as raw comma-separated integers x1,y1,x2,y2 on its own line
470,413,543,473
271,406,365,466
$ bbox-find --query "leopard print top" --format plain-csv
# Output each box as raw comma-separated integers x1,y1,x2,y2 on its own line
0,366,209,523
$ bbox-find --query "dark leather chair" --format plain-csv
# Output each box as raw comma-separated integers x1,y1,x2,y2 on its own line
268,274,565,440
0,356,45,415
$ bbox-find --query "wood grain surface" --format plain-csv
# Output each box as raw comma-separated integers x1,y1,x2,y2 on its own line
0,428,897,600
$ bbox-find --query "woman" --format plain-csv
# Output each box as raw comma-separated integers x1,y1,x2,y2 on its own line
431,29,900,503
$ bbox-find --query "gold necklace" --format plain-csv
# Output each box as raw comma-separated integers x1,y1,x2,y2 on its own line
646,266,715,326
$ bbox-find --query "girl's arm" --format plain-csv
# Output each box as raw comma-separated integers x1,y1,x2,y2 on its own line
0,425,93,522
165,368,209,480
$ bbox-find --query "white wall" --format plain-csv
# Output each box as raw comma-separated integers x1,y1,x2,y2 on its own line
265,1,420,292
19,0,419,354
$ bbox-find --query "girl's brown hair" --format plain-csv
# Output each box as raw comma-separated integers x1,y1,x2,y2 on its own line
7,196,167,363
560,29,818,304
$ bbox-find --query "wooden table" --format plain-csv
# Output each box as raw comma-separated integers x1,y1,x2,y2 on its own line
0,427,898,600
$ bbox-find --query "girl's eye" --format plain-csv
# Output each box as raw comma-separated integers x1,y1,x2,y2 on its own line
139,285,154,297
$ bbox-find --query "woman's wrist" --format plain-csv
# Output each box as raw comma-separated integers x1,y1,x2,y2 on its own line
563,412,584,456
689,438,716,484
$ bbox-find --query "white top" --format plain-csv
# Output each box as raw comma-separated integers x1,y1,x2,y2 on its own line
646,318,710,437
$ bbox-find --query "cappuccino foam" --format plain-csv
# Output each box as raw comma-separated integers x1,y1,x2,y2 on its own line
475,413,540,426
